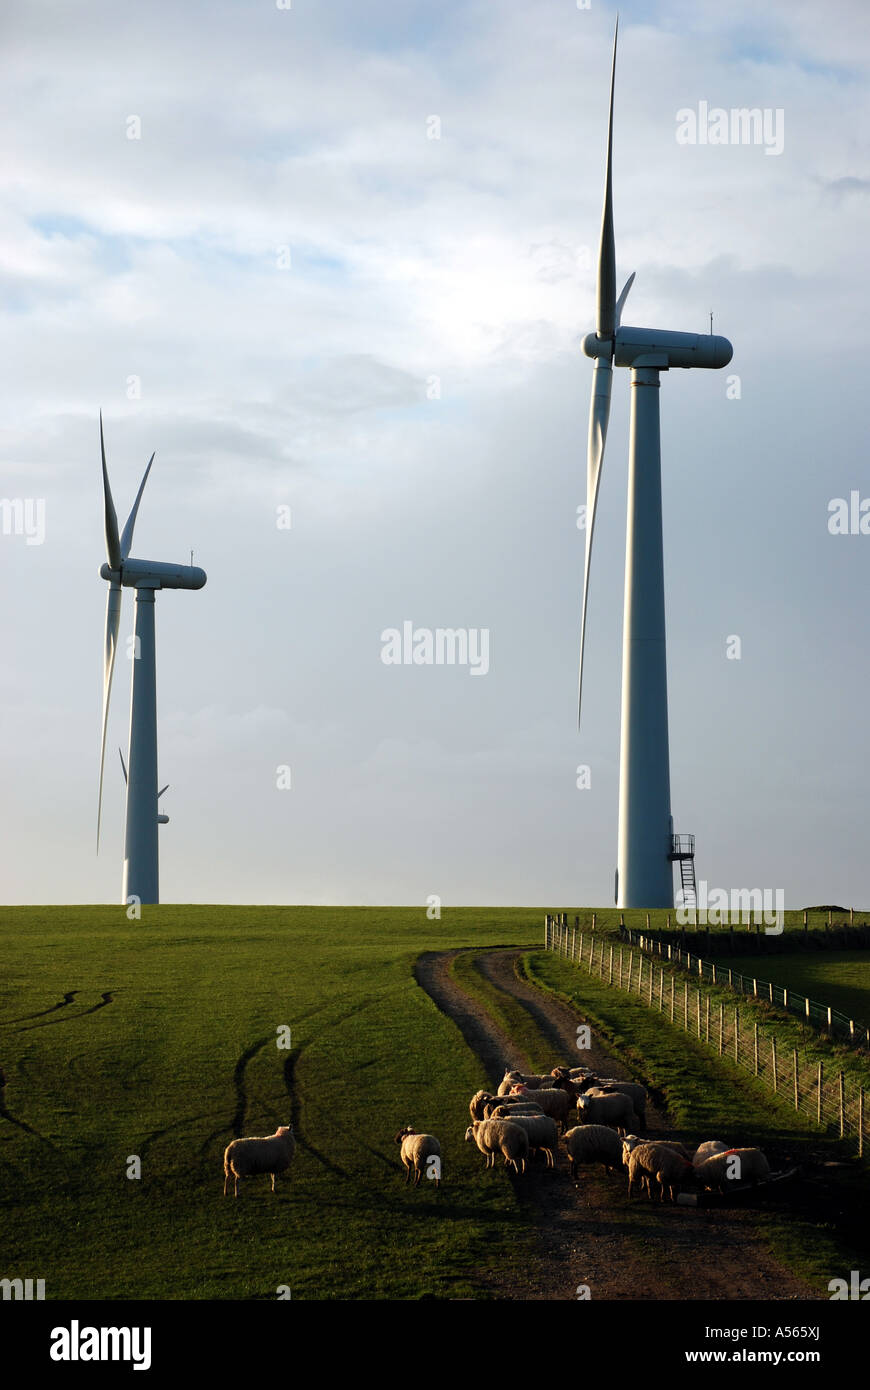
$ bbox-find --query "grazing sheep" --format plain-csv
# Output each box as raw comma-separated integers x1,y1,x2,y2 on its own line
223,1125,296,1197
563,1124,624,1177
490,1113,559,1168
394,1126,442,1188
509,1085,572,1131
465,1119,529,1175
575,1091,638,1135
693,1147,770,1193
626,1141,693,1202
498,1070,553,1095
692,1140,729,1168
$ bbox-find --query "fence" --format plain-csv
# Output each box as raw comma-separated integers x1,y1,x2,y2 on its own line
544,915,867,1158
619,925,870,1051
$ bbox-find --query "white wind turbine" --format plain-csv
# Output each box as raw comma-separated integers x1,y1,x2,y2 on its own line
578,20,733,908
97,415,206,905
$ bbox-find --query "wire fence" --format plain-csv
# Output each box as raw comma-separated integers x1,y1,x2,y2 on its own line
544,915,867,1158
618,925,870,1050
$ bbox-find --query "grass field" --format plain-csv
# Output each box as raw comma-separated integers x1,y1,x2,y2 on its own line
723,951,870,1029
0,906,542,1300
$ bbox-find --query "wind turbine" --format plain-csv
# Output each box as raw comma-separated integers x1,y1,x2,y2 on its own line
578,19,733,909
98,415,206,906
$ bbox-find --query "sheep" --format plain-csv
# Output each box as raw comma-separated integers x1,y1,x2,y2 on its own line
626,1141,693,1202
489,1113,559,1168
562,1124,624,1177
585,1081,648,1127
223,1124,296,1197
693,1147,770,1194
480,1100,542,1123
692,1140,729,1168
509,1085,572,1131
575,1091,638,1135
465,1119,529,1175
470,1090,496,1121
497,1070,553,1095
621,1135,691,1163
394,1126,442,1188
551,1066,593,1080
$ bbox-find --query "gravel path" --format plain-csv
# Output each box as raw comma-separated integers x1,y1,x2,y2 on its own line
415,945,817,1302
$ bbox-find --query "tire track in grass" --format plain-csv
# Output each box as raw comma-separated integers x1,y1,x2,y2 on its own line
416,945,816,1301
14,992,115,1032
0,990,80,1025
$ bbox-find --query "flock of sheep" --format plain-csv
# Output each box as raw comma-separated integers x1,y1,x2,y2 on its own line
460,1064,771,1201
219,1063,771,1203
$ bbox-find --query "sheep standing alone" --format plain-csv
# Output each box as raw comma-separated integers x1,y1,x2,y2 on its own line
223,1125,296,1197
394,1127,442,1188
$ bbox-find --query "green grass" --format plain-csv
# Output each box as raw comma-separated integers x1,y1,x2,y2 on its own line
724,951,870,1031
0,905,543,1301
449,949,549,1072
523,950,870,1289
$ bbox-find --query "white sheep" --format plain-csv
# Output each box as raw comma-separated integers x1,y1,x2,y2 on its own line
394,1126,442,1188
490,1112,559,1168
483,1098,544,1119
223,1124,296,1197
575,1091,638,1135
465,1119,529,1175
626,1141,693,1202
621,1134,691,1165
563,1124,624,1176
693,1147,770,1193
692,1140,729,1168
470,1090,495,1121
586,1081,648,1127
497,1070,553,1095
509,1085,572,1131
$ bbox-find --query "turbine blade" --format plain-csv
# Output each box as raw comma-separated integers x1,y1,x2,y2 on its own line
579,356,612,724
596,17,619,340
97,582,123,850
100,412,122,571
615,270,635,329
120,452,155,560
157,784,169,800
119,747,127,785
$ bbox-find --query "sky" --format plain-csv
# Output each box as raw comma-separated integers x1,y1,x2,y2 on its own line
1,0,868,908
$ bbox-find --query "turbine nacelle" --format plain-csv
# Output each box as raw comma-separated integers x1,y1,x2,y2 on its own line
582,327,733,371
99,559,207,590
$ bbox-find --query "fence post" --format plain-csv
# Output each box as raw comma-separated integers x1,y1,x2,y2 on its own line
579,933,584,965
734,1008,739,1064
817,1062,823,1127
572,926,577,960
589,936,594,968
666,912,671,928
608,944,613,985
619,911,625,929
712,962,716,985
705,994,711,1043
771,1037,778,1092
754,1022,759,1075
627,953,633,993
649,962,654,1005
670,977,675,1023
592,912,597,932
827,1006,833,1033
850,1019,856,1042
860,1088,865,1159
619,949,624,988
659,968,664,1011
839,1072,846,1139
696,989,702,1037
793,1049,799,1111
719,1002,724,1055
805,997,810,1021
784,988,788,1011
684,982,689,1030
753,977,758,999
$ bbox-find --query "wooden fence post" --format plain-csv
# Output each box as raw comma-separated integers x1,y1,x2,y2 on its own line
670,977,675,1023
705,995,711,1043
696,990,702,1038
627,953,633,993
839,1072,846,1139
817,1062,823,1127
592,912,597,931
719,1002,724,1055
754,1022,759,1075
684,982,689,1030
771,1037,778,1092
734,1008,739,1064
579,932,584,965
793,1049,799,1111
659,968,664,1011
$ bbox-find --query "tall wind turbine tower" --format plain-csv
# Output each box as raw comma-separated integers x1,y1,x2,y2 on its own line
97,416,206,906
578,21,733,909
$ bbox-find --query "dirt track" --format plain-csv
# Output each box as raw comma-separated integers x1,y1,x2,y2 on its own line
415,946,817,1302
